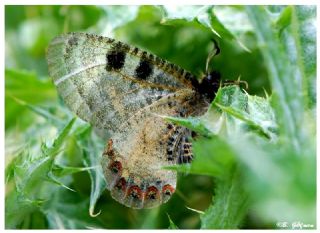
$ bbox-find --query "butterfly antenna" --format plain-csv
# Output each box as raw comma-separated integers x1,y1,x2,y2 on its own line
236,75,249,90
223,76,249,90
205,39,220,74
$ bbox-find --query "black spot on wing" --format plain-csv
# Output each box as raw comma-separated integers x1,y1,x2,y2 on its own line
106,50,126,71
105,41,130,71
135,59,153,80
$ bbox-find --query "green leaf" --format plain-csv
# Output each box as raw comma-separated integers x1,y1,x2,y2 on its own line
76,127,106,217
161,5,211,22
139,208,160,229
99,6,139,34
52,164,95,177
290,6,316,108
207,7,234,39
5,118,77,228
226,133,316,226
9,96,64,127
192,137,235,178
213,86,278,140
163,115,212,137
46,171,75,192
5,190,45,229
275,6,292,31
201,168,248,229
211,6,253,51
43,189,104,229
5,69,55,101
42,118,76,158
212,85,248,110
245,6,305,152
161,5,251,52
167,214,179,229
5,69,57,129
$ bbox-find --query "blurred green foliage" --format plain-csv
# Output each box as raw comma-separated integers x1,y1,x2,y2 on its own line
5,5,316,229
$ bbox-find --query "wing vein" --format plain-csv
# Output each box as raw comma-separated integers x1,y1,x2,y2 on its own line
54,61,106,85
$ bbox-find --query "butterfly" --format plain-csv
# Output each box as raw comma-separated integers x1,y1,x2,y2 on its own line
46,32,221,209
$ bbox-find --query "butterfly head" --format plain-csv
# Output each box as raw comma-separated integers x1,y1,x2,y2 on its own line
193,71,221,102
192,38,222,102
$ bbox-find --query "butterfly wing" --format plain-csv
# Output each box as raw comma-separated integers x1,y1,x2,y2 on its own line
47,32,195,135
47,33,207,208
101,89,204,208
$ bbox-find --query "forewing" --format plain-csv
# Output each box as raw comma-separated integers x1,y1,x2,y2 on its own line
46,33,195,135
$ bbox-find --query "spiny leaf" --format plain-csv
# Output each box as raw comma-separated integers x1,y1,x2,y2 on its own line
5,69,57,129
42,189,104,229
8,95,64,127
201,167,248,229
42,118,76,158
75,127,106,217
211,6,252,52
46,172,75,192
226,132,315,226
211,85,248,110
290,6,316,108
167,214,179,229
162,115,212,137
186,206,205,215
161,5,212,23
5,191,44,228
5,118,78,228
275,6,292,32
52,164,96,177
213,86,278,140
245,6,304,153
